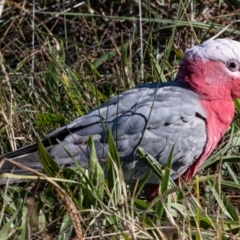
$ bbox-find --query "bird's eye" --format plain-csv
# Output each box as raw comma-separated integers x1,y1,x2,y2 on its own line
226,60,240,72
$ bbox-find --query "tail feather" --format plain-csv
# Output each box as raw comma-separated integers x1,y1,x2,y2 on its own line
0,138,109,185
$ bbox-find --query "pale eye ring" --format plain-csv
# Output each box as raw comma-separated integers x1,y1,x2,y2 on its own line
226,60,240,72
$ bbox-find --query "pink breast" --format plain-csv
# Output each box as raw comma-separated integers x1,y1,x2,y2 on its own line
183,99,234,180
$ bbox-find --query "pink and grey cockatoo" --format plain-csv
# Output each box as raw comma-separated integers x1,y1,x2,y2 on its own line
1,38,240,198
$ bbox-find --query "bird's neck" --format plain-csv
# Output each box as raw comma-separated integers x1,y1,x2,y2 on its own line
183,98,235,180
177,58,236,180
177,58,233,101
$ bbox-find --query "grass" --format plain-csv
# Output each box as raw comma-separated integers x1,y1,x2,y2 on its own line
1,0,240,239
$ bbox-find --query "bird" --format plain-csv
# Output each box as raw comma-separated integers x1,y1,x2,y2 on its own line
1,38,240,199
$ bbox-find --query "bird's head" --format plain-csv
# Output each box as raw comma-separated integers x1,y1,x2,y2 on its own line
177,38,240,100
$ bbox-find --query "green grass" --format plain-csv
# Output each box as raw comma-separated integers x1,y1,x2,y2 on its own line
1,0,240,239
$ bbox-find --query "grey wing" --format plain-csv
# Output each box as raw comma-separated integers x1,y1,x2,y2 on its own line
47,85,162,166
0,82,207,185
0,84,163,172
49,84,207,183
114,86,207,182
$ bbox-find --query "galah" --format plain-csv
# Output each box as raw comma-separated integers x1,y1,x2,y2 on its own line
1,38,240,198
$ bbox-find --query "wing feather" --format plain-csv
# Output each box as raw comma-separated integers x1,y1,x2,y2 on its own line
0,82,207,184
